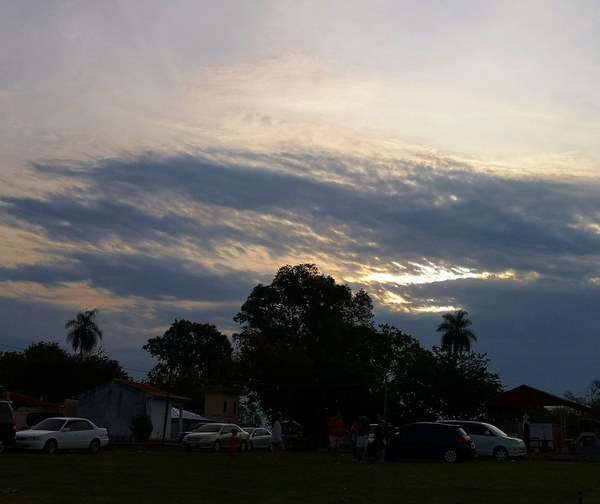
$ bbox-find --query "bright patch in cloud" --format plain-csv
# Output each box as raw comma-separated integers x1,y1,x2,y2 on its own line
366,262,486,286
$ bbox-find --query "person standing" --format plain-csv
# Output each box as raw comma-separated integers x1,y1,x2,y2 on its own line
327,411,345,462
228,428,239,461
355,415,370,461
270,413,284,465
350,416,360,457
374,414,389,463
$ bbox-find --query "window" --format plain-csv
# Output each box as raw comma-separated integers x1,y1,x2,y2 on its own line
223,400,227,413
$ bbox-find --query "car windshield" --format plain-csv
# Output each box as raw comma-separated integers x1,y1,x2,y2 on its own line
485,424,508,437
194,424,222,433
32,418,67,431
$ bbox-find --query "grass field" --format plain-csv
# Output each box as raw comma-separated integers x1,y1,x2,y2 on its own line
1,448,599,504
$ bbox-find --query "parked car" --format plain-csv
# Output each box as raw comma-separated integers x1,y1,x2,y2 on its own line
182,423,250,452
15,417,109,454
178,422,210,441
0,400,16,453
387,422,476,463
438,420,527,460
243,427,272,450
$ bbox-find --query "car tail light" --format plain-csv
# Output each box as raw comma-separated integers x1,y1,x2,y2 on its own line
457,434,469,444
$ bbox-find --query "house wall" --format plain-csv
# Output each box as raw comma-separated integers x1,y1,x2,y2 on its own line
78,381,149,441
204,392,239,423
148,401,172,440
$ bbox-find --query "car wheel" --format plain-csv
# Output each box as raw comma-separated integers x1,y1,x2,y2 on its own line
239,440,248,452
44,439,58,455
494,447,509,461
443,447,459,463
88,439,101,454
213,440,221,453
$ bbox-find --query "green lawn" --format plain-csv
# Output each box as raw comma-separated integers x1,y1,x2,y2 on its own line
1,448,598,504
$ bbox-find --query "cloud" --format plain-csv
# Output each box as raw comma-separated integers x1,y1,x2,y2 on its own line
2,150,599,321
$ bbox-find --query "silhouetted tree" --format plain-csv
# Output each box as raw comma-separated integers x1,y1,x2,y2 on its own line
0,341,128,402
143,320,235,412
437,309,477,355
65,309,103,355
234,264,394,441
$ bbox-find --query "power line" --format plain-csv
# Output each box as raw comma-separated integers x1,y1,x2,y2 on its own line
0,343,26,351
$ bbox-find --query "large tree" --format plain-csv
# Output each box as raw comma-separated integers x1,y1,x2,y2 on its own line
143,320,235,412
65,309,103,355
436,309,477,355
234,264,393,441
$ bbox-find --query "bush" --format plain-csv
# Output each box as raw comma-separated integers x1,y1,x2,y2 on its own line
130,413,153,442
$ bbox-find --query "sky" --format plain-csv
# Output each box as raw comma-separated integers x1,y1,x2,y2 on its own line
1,1,600,399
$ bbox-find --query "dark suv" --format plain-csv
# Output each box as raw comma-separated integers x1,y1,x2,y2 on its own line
387,422,476,463
0,400,16,453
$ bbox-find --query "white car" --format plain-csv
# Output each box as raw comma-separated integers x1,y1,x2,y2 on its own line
243,427,272,450
16,417,109,454
182,423,250,452
440,420,527,460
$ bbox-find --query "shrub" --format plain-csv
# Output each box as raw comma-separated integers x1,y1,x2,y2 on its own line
130,413,153,442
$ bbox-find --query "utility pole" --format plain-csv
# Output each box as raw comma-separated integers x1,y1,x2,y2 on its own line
161,319,178,444
383,379,388,420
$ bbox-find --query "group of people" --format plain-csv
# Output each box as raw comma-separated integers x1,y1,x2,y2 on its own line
227,411,390,464
327,411,390,462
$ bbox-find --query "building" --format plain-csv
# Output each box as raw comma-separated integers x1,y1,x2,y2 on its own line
202,388,240,423
78,379,189,441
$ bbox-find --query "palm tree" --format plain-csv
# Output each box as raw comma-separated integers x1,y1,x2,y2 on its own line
436,309,477,355
65,309,103,355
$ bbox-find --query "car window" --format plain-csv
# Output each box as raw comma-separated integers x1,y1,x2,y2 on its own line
68,420,93,431
257,429,269,436
463,424,488,436
429,426,454,442
195,424,222,433
32,418,67,431
400,424,428,441
486,425,508,437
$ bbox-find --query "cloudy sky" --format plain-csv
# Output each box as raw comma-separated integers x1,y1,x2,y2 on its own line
1,1,599,398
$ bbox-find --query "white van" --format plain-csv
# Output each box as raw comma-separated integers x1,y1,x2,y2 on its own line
439,420,526,460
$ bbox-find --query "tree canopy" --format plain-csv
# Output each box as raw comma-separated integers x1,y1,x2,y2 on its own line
143,320,235,412
234,264,411,439
0,341,129,402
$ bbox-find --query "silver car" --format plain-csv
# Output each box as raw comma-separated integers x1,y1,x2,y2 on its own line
16,417,109,454
440,420,527,460
182,423,250,452
243,427,272,450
